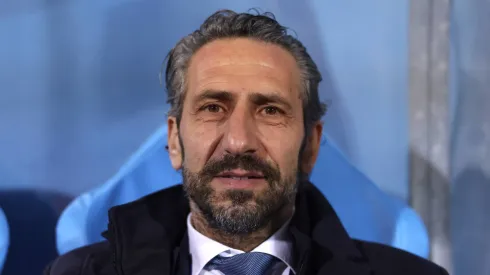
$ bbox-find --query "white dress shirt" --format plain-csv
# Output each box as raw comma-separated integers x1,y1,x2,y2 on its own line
187,214,296,275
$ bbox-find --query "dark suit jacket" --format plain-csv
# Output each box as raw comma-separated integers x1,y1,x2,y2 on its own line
45,182,448,275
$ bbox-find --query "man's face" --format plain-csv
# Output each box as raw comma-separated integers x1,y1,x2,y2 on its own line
167,38,320,234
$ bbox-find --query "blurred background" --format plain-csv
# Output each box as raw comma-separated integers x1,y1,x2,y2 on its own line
0,0,488,274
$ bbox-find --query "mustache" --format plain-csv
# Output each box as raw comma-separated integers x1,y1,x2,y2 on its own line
199,154,280,181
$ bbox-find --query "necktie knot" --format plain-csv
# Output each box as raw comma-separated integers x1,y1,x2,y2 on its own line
205,252,280,275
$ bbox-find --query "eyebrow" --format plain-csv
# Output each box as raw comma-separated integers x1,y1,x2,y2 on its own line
195,89,234,103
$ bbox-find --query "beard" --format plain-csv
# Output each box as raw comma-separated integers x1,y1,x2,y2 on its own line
182,153,298,235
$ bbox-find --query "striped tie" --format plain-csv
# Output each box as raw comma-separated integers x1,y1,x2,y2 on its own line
205,252,280,275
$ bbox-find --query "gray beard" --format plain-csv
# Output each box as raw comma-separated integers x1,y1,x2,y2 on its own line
182,167,297,235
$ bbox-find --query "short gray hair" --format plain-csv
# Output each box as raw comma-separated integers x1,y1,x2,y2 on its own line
162,9,326,134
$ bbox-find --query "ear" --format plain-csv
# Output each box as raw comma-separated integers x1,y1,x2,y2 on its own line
300,121,323,175
167,116,183,170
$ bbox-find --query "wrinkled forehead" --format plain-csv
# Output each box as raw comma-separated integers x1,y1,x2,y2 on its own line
186,38,303,101
191,38,299,73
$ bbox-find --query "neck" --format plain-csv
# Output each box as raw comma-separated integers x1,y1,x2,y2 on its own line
189,202,294,252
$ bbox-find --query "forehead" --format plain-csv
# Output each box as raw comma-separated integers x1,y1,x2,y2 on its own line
186,38,302,98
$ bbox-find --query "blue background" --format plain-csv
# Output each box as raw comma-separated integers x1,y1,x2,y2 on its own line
0,0,409,199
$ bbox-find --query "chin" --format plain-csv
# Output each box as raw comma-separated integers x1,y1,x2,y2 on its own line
211,190,257,206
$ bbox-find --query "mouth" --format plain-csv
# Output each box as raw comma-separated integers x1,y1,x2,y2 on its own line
214,169,266,189
216,169,265,179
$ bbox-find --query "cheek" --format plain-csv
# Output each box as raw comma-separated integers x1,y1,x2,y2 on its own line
180,127,215,172
261,130,303,173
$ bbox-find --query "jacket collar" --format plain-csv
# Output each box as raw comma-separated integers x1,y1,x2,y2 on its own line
288,182,372,274
105,182,372,275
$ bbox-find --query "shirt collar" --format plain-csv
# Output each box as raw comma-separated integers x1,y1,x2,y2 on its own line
187,213,295,275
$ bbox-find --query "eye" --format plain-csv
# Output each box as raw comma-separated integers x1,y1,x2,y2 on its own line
202,104,223,113
262,106,281,116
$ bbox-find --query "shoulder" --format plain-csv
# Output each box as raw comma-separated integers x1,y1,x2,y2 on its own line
44,241,114,275
354,240,449,275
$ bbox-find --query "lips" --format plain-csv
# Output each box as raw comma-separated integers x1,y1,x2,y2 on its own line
216,169,265,179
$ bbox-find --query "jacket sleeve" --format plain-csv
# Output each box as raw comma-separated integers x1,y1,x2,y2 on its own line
354,240,450,275
43,253,87,275
43,242,113,275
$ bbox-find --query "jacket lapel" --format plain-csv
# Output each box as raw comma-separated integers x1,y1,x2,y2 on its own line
290,182,373,275
105,185,189,275
172,232,191,275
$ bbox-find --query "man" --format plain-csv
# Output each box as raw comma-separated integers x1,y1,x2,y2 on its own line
45,9,448,275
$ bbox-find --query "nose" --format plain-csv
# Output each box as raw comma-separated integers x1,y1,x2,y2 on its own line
221,107,259,155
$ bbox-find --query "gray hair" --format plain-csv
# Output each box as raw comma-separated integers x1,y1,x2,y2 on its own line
162,9,326,134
